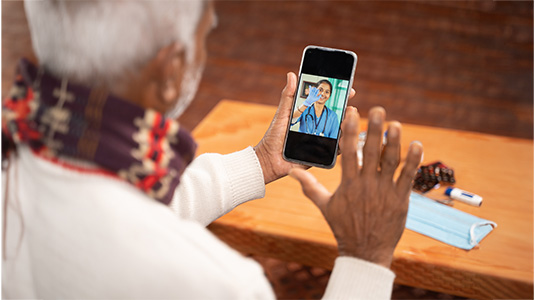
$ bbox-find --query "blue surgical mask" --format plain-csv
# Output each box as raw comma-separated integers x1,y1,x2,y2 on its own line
406,192,497,250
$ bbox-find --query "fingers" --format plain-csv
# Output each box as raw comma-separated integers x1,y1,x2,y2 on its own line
289,168,331,213
396,141,423,196
361,107,385,176
349,88,356,99
380,122,401,182
340,106,360,179
314,87,319,97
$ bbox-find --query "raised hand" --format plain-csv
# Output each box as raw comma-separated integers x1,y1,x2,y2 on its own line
289,106,423,268
303,86,321,107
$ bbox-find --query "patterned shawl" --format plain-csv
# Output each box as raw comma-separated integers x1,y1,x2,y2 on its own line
2,59,197,205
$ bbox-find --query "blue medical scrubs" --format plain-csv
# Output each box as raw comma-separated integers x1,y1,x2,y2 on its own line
294,104,339,139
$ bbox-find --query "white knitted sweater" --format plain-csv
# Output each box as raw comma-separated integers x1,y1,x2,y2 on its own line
2,146,394,299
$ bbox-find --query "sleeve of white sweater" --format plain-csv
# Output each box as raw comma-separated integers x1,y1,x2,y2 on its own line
169,146,265,226
170,147,395,299
323,256,396,299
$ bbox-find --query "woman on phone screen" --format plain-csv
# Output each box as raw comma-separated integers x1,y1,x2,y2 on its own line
292,79,339,139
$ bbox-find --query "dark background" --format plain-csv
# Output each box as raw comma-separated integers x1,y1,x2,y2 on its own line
3,1,533,139
178,1,533,139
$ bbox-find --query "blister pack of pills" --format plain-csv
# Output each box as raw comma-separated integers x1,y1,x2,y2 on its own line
413,161,455,193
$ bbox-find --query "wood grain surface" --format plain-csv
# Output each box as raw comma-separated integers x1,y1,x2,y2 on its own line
194,100,533,299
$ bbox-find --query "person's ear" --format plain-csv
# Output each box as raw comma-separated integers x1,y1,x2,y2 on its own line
153,41,186,108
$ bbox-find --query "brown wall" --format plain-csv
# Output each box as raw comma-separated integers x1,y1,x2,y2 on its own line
3,1,532,138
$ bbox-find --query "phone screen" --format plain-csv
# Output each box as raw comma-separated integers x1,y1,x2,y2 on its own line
283,46,357,168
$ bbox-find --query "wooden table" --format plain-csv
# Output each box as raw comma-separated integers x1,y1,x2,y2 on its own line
192,100,534,299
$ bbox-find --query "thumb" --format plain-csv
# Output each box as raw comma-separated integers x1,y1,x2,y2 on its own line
282,72,297,98
279,72,297,111
289,168,331,213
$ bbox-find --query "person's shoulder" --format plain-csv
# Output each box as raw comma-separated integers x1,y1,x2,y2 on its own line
325,105,336,113
108,216,270,298
326,106,339,118
57,181,266,297
10,148,272,298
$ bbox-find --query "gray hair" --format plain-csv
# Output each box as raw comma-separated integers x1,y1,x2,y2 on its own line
24,0,204,85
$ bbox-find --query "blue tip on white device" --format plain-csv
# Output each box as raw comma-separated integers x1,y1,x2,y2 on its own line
445,187,483,207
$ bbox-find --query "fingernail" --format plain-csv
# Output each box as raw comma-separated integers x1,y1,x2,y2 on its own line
410,141,423,154
410,141,425,163
370,111,381,123
388,122,401,137
388,127,399,138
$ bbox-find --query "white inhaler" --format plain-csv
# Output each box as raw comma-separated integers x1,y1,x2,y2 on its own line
445,187,483,207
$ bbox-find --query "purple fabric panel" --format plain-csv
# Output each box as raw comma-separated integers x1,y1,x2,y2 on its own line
96,95,141,173
6,59,198,205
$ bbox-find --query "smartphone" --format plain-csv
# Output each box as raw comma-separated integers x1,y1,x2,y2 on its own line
283,45,357,168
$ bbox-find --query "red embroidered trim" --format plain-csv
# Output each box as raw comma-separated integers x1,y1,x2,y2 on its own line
3,85,42,143
135,113,171,191
31,147,119,180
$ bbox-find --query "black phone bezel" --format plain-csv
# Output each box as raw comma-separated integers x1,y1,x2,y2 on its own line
283,46,357,168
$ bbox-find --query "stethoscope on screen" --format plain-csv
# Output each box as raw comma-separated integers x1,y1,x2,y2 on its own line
304,106,328,136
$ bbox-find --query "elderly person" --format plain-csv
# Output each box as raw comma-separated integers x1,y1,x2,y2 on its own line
2,1,423,299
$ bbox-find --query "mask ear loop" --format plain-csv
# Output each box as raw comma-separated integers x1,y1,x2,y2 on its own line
469,221,498,247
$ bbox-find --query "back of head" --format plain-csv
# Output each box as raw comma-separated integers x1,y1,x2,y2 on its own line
24,0,204,86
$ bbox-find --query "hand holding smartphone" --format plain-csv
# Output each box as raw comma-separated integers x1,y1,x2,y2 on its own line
283,46,357,168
